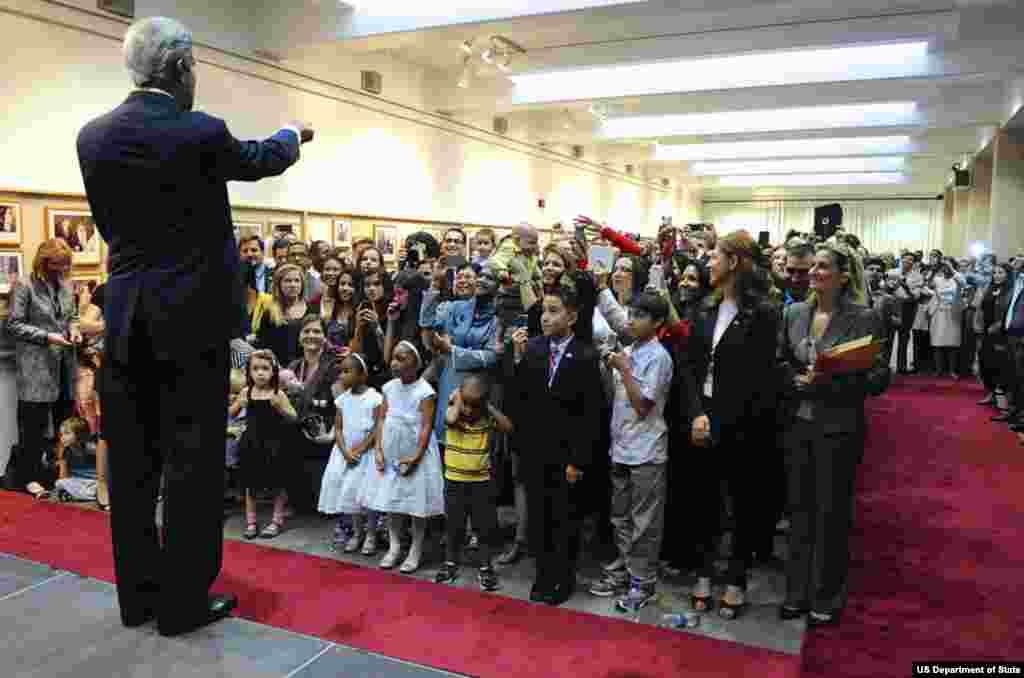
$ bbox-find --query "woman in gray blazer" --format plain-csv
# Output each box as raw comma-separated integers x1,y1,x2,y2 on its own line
778,239,883,627
4,239,81,491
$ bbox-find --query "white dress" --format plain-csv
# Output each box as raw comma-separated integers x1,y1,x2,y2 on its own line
361,378,445,518
318,388,382,515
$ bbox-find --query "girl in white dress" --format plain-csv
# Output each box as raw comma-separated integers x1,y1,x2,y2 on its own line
318,353,383,554
363,340,445,574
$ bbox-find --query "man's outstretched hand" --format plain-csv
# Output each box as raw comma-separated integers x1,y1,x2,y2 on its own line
287,120,315,144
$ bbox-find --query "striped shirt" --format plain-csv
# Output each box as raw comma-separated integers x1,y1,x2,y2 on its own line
444,416,496,482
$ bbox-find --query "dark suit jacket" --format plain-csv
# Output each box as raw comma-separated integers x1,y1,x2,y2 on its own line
681,298,779,441
507,335,603,470
76,91,300,362
779,298,883,436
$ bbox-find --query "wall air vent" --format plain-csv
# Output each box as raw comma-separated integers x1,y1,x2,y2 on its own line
572,145,584,159
361,71,383,95
493,117,509,135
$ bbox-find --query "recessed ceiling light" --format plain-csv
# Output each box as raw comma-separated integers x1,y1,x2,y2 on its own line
603,102,917,139
510,42,929,105
692,156,907,175
715,173,907,187
655,135,915,161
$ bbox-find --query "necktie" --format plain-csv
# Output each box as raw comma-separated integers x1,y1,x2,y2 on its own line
548,345,557,387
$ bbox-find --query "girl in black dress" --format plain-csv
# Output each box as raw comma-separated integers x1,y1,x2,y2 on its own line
231,349,298,540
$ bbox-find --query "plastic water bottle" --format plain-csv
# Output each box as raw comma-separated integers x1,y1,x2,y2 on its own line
661,612,700,629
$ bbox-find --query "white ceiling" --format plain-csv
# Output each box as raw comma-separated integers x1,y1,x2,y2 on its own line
261,0,1024,200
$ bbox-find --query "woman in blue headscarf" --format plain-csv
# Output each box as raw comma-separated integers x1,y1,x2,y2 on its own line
427,261,499,444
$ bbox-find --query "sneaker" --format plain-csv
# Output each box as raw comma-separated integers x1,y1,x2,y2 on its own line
361,532,378,556
615,578,656,613
602,557,627,573
589,568,629,597
344,532,363,553
478,566,500,592
435,561,460,584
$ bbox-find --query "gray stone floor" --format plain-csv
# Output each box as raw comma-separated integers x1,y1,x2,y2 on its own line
0,554,467,678
1,499,804,677
221,503,806,656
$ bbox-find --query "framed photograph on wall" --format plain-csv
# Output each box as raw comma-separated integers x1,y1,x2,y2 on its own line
374,224,399,262
333,219,352,248
234,221,265,251
0,252,24,294
269,220,303,244
46,208,102,265
70,272,103,313
0,203,21,245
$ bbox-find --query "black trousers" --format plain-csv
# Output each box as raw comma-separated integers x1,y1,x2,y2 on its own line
102,339,230,634
784,420,860,615
979,335,1011,394
896,302,917,372
524,461,583,593
13,398,74,489
1010,336,1024,412
912,330,932,373
444,479,497,566
959,327,978,377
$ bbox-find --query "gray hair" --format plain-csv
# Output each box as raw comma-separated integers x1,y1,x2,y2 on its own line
123,17,193,87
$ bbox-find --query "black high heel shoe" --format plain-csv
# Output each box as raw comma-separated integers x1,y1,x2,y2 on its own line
778,604,809,621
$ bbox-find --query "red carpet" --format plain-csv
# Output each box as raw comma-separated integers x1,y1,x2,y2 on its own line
0,494,796,678
2,377,1020,677
801,377,1024,677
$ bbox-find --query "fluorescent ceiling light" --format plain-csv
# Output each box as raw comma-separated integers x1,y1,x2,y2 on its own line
655,135,914,161
692,156,907,175
715,173,907,187
603,102,917,138
511,42,929,104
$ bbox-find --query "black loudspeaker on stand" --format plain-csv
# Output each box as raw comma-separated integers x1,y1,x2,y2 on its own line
814,203,843,240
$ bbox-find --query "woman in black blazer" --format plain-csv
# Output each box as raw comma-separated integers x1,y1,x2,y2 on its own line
506,273,604,606
682,230,778,620
978,263,1014,407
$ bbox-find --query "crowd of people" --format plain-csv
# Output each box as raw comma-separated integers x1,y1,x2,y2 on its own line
8,215,1024,630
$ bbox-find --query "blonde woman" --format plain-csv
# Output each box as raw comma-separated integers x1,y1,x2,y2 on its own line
5,238,80,492
255,263,316,368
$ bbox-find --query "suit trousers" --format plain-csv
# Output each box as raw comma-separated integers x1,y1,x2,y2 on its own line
958,328,978,377
783,419,860,615
912,330,932,372
102,335,230,633
978,335,1010,394
524,461,583,592
14,398,74,489
1009,336,1024,412
896,303,917,371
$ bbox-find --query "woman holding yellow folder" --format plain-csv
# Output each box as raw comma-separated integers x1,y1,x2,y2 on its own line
777,238,886,627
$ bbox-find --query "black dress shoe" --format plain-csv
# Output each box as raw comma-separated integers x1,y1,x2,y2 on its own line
807,610,841,628
1009,423,1024,433
544,579,576,606
122,606,157,628
992,412,1018,422
529,583,550,603
158,594,238,637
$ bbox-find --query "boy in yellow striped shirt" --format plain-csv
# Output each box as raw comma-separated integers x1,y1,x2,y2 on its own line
437,375,513,591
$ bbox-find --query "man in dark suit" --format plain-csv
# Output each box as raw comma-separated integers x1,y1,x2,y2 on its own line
507,283,603,606
76,16,313,637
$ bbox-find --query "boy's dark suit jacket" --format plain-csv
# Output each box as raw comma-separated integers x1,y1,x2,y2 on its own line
507,334,603,470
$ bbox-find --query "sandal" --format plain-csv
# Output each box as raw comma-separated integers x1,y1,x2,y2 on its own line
260,521,283,539
718,586,747,620
243,523,259,540
26,482,50,500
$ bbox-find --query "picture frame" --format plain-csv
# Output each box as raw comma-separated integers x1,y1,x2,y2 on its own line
0,251,24,294
0,203,21,245
46,208,102,265
333,219,352,248
234,221,265,251
269,220,303,244
70,272,103,313
373,224,399,262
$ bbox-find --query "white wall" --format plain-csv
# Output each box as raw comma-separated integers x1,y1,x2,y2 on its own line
0,0,694,234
